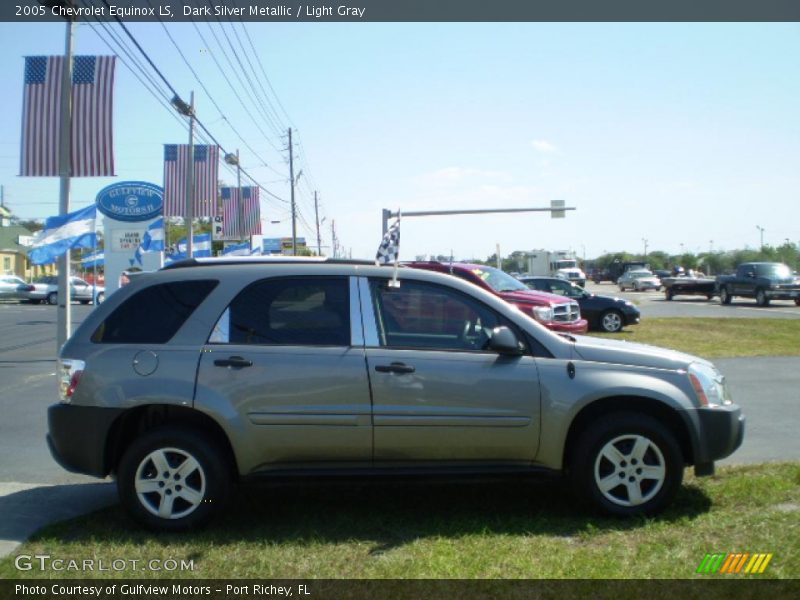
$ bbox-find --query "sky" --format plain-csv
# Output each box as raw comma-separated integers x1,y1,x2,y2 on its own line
0,21,798,261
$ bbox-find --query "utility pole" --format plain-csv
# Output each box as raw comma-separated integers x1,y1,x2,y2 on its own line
288,127,297,255
330,219,336,258
57,15,74,353
642,238,648,258
314,191,322,256
171,92,196,257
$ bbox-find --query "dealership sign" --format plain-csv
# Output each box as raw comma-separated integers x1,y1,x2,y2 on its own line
95,181,163,222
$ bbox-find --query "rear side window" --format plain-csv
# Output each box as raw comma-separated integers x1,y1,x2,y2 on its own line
210,277,350,346
92,280,218,344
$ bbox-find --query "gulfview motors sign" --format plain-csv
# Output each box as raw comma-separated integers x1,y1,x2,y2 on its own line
96,182,163,223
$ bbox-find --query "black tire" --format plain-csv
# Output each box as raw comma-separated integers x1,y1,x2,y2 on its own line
665,288,673,301
117,427,233,531
719,286,732,305
795,299,800,307
599,310,624,333
47,292,57,305
569,412,684,517
95,292,105,304
706,294,714,301
80,300,90,305
755,288,770,307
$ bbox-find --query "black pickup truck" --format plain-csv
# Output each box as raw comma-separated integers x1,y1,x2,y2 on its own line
716,262,800,307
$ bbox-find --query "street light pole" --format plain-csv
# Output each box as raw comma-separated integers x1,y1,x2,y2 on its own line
756,225,765,249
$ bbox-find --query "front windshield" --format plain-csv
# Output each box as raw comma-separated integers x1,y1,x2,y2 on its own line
630,271,653,279
756,264,792,279
470,266,529,292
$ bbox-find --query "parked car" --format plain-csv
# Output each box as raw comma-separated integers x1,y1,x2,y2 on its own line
661,274,717,301
48,257,744,530
716,262,800,307
408,261,588,334
519,276,640,333
0,275,34,301
618,270,661,292
25,275,105,305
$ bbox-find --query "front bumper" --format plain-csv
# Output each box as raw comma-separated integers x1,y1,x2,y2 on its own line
765,288,800,299
47,403,124,478
547,318,589,334
689,404,745,473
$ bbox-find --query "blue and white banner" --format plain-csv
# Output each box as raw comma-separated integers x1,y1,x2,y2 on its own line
81,250,104,268
166,233,212,263
28,205,97,265
222,240,262,256
132,217,164,265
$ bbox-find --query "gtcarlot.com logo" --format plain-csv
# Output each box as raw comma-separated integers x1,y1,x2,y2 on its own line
696,552,773,575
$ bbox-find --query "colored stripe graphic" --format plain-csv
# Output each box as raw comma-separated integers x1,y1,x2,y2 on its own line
697,553,773,574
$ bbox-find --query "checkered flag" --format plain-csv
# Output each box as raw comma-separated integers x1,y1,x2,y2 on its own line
375,219,400,266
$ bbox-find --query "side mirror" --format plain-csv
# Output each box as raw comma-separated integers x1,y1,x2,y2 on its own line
488,326,523,355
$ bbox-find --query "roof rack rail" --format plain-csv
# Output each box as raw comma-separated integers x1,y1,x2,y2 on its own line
161,256,376,270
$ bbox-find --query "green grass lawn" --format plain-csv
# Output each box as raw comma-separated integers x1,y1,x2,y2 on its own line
2,463,798,579
587,318,800,358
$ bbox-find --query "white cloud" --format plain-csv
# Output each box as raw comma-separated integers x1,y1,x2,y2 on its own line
530,139,558,154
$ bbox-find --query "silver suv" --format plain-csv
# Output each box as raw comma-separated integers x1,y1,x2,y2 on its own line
48,258,744,530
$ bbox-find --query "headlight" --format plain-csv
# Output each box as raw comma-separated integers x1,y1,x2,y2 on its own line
688,363,731,408
532,306,554,322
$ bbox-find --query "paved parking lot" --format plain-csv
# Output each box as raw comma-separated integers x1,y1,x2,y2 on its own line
0,297,798,557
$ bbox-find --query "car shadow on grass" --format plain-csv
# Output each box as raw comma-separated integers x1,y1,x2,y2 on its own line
31,475,712,556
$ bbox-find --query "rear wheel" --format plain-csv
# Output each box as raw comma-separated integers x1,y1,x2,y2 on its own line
795,299,800,306
755,288,770,307
665,288,673,301
117,427,232,531
570,412,683,516
719,286,732,305
600,310,624,333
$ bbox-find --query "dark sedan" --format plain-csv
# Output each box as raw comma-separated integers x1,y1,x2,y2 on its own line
519,276,640,333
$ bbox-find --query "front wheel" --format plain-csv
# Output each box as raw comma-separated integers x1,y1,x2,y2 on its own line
600,310,624,333
117,427,232,531
665,288,673,301
795,299,800,306
755,288,770,307
47,292,57,305
570,412,684,517
95,292,105,304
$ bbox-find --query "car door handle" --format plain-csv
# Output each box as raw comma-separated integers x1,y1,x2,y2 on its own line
214,356,253,368
374,362,415,374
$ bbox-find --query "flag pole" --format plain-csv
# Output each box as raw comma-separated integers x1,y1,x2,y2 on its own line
57,16,74,353
186,91,195,258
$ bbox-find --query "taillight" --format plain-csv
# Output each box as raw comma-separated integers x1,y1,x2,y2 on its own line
59,359,85,403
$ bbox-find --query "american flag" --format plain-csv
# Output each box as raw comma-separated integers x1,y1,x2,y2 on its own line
20,55,116,177
221,186,261,237
163,144,219,217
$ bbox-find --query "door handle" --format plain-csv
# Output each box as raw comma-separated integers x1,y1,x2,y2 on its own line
375,362,415,374
214,356,253,368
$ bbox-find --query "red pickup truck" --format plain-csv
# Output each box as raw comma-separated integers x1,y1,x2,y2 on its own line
408,261,589,334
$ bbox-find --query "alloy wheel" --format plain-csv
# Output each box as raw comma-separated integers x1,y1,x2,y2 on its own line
593,434,666,507
134,447,206,520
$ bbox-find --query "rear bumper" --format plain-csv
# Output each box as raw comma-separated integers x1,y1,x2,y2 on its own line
47,403,124,478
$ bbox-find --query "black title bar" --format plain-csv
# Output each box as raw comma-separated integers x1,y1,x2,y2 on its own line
4,0,800,22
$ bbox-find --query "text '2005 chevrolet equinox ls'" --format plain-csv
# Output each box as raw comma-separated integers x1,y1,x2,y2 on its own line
48,258,744,530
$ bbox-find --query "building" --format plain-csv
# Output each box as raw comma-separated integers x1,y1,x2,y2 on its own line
0,206,54,280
